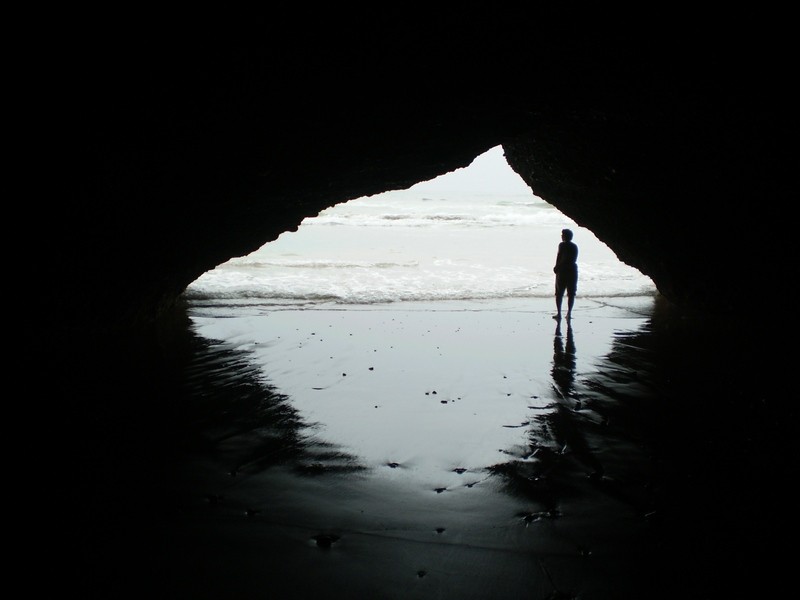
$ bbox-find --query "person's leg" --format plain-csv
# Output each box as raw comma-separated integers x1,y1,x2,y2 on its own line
554,278,564,319
565,274,577,319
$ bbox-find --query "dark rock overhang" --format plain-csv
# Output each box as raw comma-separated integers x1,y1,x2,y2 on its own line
41,23,791,337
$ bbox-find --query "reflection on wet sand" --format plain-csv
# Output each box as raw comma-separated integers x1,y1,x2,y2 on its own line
487,313,658,594
170,335,366,484
56,298,794,598
552,318,577,401
167,308,667,597
483,300,794,598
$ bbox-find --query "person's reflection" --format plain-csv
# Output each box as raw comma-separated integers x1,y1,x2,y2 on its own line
552,318,577,401
550,317,604,481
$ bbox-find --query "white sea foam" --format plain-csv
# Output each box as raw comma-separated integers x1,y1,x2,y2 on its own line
186,147,657,306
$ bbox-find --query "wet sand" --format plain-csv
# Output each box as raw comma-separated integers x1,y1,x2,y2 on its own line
48,296,793,599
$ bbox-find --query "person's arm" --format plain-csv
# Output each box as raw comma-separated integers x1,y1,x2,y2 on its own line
553,243,563,273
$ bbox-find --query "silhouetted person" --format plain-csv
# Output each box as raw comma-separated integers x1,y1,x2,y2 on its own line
553,228,578,320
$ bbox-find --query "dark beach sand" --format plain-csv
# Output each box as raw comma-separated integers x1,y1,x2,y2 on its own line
47,296,794,599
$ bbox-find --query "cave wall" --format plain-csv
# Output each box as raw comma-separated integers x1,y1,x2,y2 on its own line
42,24,792,337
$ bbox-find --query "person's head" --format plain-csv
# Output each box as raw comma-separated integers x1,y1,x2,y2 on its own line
561,228,573,241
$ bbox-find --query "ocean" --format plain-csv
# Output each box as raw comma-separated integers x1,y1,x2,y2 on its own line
185,146,656,308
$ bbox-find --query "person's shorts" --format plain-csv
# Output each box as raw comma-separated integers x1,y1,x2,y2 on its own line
556,270,578,296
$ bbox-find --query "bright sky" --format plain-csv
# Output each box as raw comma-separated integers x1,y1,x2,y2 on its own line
408,145,534,196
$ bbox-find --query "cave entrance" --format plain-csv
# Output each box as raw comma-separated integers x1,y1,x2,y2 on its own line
187,145,654,306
